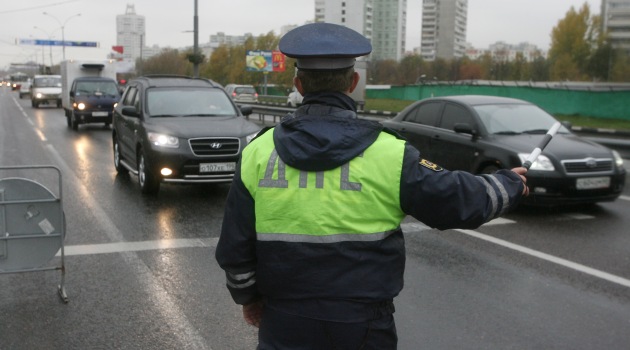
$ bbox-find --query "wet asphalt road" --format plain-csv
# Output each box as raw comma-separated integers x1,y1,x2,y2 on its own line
1,88,630,349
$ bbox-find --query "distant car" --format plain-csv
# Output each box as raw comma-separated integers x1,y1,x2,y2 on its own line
19,80,32,99
112,75,261,194
287,87,303,107
381,95,626,206
31,75,62,108
67,77,120,130
224,84,258,103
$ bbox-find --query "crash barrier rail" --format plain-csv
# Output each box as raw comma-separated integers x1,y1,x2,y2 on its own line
0,165,68,303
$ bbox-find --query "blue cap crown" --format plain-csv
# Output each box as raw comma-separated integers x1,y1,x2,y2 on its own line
279,22,372,70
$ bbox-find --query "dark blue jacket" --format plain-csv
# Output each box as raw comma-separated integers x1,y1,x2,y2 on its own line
216,92,525,322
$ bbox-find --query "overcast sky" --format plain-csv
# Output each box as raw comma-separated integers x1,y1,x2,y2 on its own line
1,0,600,71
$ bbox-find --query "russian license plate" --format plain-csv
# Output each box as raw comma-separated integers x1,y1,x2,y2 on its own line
92,111,109,117
200,162,235,173
576,176,610,190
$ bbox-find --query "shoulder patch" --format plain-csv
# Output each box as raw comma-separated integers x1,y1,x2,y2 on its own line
419,159,444,172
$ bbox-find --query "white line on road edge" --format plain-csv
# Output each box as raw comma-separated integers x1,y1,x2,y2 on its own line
456,228,630,288
619,195,630,201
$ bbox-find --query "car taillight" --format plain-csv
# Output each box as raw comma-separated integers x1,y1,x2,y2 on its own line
232,92,237,97
255,93,259,97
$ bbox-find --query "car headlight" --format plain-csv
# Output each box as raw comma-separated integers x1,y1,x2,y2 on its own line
518,153,555,171
148,132,179,148
246,131,259,144
612,150,624,168
77,102,86,110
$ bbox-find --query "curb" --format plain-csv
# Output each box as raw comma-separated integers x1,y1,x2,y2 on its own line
571,126,630,138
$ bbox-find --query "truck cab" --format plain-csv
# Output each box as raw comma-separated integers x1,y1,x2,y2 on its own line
67,77,120,130
60,60,120,131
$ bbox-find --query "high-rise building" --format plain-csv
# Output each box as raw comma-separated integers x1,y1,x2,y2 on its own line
420,0,468,61
601,0,630,54
314,0,407,61
116,4,146,61
372,0,407,61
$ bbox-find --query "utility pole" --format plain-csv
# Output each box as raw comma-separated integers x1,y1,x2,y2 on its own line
193,0,199,78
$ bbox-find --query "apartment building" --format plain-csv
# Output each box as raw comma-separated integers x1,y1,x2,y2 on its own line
116,4,146,61
420,0,468,61
465,41,545,62
315,0,407,61
601,0,630,54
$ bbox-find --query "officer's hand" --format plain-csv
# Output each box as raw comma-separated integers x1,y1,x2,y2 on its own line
243,301,264,328
511,167,529,196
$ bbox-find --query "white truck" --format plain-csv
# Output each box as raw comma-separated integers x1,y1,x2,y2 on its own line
60,60,121,130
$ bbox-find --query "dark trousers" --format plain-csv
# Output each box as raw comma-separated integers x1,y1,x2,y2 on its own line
257,306,398,350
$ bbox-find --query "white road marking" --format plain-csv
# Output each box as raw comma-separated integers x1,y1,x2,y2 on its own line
619,195,630,201
60,238,218,256
455,228,630,288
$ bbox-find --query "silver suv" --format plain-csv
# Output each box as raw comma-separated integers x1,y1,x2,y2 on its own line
224,84,258,103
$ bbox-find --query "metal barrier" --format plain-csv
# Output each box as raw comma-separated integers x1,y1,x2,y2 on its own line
0,165,68,303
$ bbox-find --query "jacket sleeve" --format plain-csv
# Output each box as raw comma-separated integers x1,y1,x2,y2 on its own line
399,143,525,230
215,162,261,305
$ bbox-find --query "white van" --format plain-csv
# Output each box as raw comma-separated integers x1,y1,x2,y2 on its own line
31,75,62,108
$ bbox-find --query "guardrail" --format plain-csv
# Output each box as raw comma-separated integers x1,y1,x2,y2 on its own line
242,99,398,125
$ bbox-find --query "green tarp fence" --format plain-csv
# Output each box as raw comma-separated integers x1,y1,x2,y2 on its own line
366,85,630,121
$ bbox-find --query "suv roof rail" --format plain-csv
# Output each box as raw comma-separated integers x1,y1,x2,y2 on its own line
138,75,221,88
141,74,194,79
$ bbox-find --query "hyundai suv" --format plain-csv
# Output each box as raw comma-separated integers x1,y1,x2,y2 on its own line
112,75,260,194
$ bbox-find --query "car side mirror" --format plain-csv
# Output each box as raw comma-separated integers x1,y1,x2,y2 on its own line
453,123,475,134
239,105,253,116
122,106,140,117
69,91,75,97
453,123,478,140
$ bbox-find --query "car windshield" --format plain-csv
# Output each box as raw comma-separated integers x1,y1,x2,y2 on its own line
474,103,569,134
33,77,61,88
147,88,237,117
75,81,119,96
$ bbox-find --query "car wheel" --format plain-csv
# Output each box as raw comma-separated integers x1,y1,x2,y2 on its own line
480,165,500,174
32,100,38,108
71,112,79,131
19,93,24,99
138,149,160,194
113,136,128,174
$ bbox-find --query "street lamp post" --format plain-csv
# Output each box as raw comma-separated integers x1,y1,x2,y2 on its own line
43,12,81,61
33,26,56,68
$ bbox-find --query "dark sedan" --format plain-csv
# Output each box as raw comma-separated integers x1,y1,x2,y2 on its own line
381,95,626,206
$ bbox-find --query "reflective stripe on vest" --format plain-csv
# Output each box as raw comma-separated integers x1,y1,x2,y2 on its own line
240,129,407,243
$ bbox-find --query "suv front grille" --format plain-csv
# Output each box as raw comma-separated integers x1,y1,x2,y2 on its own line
189,137,240,156
562,158,613,173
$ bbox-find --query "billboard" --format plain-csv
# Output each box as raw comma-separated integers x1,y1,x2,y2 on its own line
246,50,285,72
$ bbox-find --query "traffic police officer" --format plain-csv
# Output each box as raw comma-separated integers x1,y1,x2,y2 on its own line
216,22,529,349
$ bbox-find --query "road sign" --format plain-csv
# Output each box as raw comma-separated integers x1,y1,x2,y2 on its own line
18,38,99,48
